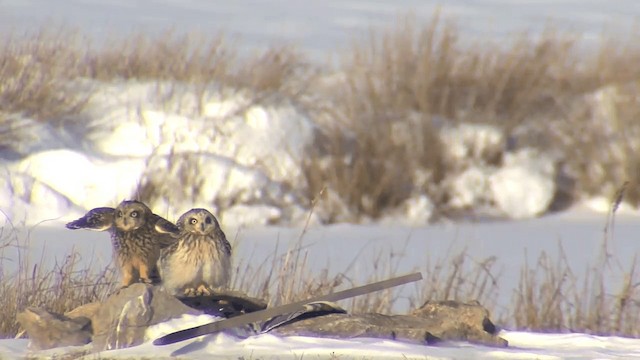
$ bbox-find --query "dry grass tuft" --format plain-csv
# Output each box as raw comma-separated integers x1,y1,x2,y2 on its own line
1,28,315,123
303,114,446,221
302,13,640,218
0,224,117,338
330,14,583,130
231,235,345,308
513,241,640,336
0,28,91,123
513,187,640,336
87,31,232,83
417,248,499,310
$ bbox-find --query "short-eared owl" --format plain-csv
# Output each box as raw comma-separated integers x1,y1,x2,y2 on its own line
66,200,178,287
158,208,232,296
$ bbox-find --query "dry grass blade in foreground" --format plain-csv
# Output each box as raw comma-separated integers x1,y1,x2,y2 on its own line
418,247,499,311
0,217,639,339
231,236,345,308
513,241,640,336
0,224,117,338
512,186,640,336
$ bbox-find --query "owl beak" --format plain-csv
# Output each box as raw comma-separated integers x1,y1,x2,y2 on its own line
123,218,129,227
200,223,205,233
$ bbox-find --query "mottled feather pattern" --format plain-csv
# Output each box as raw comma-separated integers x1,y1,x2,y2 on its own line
65,207,115,231
152,215,181,248
66,200,179,287
159,208,232,296
111,227,158,263
175,209,231,256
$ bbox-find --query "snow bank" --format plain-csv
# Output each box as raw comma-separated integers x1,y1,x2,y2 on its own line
5,328,640,359
489,149,556,219
0,81,315,226
1,80,606,226
441,123,557,218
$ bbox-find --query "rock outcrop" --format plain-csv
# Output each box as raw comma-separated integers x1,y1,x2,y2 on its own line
90,284,201,351
271,300,506,347
17,285,507,352
16,307,92,350
411,300,504,346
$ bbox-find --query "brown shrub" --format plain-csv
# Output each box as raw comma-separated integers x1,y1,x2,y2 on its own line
0,28,91,123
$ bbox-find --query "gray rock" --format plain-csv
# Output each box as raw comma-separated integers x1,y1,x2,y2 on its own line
91,283,201,351
271,300,507,347
16,307,92,350
18,286,506,351
410,300,506,346
65,302,101,320
270,312,440,344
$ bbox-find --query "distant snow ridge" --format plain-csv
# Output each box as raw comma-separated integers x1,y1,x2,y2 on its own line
0,81,561,226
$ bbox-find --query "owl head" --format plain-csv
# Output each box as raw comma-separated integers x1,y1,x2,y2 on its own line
114,200,151,231
177,208,220,235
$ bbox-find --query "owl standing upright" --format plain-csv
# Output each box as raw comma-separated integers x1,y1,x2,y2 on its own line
66,200,179,287
158,208,232,297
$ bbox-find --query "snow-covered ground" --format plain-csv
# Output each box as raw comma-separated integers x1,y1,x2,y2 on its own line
3,320,640,359
1,1,640,359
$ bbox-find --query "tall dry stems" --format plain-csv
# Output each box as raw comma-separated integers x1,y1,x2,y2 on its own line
0,223,117,338
512,183,640,336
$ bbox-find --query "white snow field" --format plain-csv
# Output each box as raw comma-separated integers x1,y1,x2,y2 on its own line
1,0,640,359
2,316,640,359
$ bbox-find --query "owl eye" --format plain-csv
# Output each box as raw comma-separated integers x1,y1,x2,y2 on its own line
189,218,198,225
130,211,138,218
205,216,212,224
116,211,123,217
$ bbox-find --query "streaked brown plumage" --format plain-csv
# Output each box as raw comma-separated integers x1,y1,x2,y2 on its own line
158,208,232,296
65,207,115,232
66,200,179,287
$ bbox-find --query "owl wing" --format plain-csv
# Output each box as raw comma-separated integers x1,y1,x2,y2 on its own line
217,228,232,256
65,207,115,231
151,214,180,248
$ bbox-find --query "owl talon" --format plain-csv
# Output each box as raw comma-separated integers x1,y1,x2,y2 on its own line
183,288,197,297
196,285,212,296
